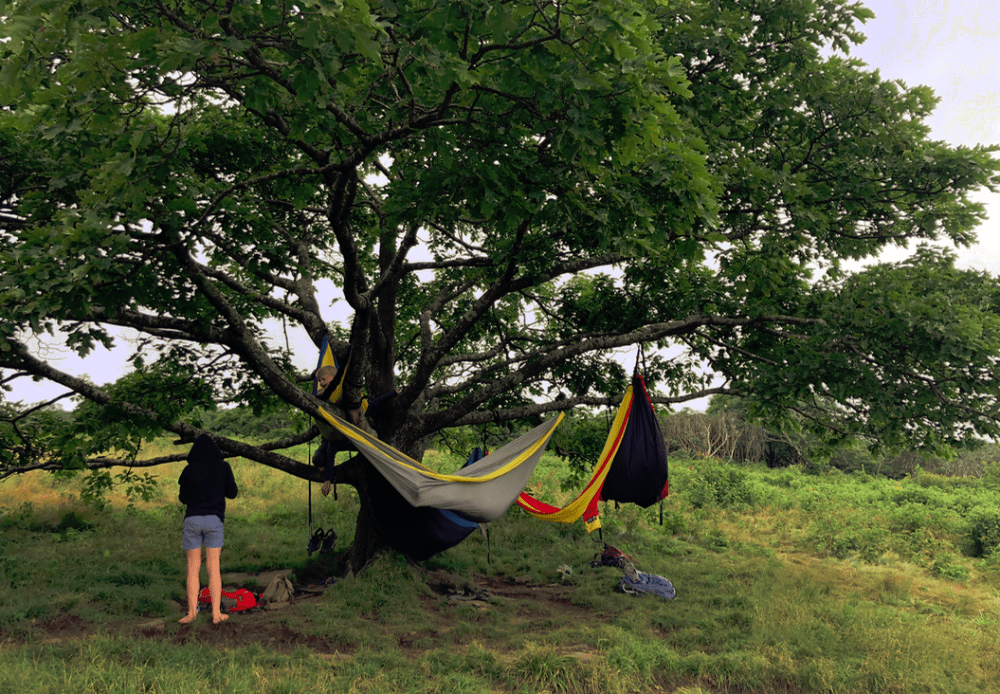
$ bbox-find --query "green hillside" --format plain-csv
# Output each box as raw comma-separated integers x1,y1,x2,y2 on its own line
2,449,1000,693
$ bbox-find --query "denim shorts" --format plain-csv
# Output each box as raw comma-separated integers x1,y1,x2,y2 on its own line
182,515,225,550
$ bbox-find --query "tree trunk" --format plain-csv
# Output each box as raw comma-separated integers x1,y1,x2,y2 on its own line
332,414,430,573
327,453,388,573
345,468,385,574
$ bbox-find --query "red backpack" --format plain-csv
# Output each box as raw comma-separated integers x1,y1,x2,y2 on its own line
589,544,635,569
198,587,258,612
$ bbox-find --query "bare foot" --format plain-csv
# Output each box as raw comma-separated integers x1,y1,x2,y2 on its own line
212,613,229,624
179,613,197,624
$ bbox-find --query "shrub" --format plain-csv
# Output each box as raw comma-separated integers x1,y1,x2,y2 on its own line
685,460,755,509
828,445,876,474
982,461,1000,490
659,505,690,536
931,552,970,581
807,511,890,562
968,507,1000,558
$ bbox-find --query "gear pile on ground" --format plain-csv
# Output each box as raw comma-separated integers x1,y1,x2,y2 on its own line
192,568,339,617
590,544,676,600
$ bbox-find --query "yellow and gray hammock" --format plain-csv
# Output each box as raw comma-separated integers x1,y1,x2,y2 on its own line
317,407,564,524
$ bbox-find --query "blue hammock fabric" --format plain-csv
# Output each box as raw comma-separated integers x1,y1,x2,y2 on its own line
366,448,485,561
599,374,669,508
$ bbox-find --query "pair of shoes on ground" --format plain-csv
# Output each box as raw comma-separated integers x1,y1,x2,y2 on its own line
307,527,337,556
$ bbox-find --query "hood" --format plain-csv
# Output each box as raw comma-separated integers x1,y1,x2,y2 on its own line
187,434,225,467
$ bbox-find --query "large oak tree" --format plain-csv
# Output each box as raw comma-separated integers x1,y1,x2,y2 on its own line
2,0,999,567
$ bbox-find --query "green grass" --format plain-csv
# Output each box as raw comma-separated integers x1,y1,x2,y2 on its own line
3,447,1000,693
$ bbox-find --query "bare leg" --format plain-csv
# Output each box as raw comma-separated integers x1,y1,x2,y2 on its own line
205,546,228,623
179,548,202,623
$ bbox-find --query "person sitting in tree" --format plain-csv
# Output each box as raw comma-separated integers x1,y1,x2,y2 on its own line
313,363,374,496
312,362,397,497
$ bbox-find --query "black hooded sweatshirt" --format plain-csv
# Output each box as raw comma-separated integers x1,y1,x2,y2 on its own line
178,434,239,522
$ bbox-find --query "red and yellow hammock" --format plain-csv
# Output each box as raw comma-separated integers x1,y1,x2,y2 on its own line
516,374,669,532
516,380,635,532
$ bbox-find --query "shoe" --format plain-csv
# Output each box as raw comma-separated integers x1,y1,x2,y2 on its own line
307,527,325,556
320,529,337,554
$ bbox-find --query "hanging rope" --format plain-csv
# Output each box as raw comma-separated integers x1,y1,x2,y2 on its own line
307,439,313,540
633,342,648,377
602,392,613,524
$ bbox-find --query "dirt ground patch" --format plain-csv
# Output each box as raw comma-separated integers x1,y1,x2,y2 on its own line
3,570,593,656
2,572,814,694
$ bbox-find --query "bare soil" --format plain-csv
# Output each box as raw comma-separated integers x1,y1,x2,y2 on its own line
3,570,811,694
7,569,587,656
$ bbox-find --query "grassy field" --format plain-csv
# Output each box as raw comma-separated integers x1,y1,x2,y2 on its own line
2,440,1000,693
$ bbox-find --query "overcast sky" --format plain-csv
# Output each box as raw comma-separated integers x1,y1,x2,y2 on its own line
8,0,1000,408
849,0,1000,271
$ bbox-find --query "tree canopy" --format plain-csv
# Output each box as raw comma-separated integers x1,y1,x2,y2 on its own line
3,0,1000,558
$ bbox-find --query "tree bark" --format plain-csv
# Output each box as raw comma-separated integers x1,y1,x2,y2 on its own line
346,470,384,574
325,448,389,572
327,410,432,572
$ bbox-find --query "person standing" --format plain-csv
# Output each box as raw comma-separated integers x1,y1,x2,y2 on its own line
178,434,239,624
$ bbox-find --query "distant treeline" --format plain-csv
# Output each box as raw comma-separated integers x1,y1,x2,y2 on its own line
660,409,997,479
12,399,995,480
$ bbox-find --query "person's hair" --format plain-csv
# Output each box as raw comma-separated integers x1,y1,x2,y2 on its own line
316,365,338,380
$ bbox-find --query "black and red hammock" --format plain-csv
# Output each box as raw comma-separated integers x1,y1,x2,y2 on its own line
516,373,669,532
